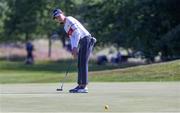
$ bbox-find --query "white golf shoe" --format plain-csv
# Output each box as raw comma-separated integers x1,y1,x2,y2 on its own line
77,86,88,93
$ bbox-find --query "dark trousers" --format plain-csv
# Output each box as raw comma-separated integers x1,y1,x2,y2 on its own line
78,36,94,85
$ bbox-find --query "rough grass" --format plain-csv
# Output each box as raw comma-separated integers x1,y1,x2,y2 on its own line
0,59,179,84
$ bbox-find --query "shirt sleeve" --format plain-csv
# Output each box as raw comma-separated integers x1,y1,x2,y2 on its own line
66,17,81,49
70,29,81,49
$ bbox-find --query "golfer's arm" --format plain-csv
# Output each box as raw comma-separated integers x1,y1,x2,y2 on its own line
70,29,80,50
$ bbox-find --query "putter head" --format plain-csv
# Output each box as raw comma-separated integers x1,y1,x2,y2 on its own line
56,88,63,91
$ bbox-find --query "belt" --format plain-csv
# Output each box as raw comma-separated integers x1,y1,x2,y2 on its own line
80,35,96,45
81,34,91,39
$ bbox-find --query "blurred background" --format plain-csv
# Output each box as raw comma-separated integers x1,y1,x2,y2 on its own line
0,0,179,83
0,0,180,62
0,1,180,112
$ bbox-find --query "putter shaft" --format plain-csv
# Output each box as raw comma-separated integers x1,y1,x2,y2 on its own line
57,61,72,91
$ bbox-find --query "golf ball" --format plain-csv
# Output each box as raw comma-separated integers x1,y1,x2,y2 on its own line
105,105,109,111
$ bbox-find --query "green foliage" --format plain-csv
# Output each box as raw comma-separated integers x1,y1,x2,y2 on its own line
81,0,180,60
0,0,179,60
3,0,76,42
0,0,10,40
4,0,45,41
160,24,180,60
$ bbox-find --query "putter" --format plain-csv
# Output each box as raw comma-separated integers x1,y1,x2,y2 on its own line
56,61,72,91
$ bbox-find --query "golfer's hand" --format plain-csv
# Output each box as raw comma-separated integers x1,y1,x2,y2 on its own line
72,47,78,58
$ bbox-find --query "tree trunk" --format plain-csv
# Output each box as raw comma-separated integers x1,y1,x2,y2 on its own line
48,36,52,58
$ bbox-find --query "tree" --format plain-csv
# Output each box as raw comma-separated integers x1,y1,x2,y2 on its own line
3,0,76,42
1,0,180,61
4,0,45,41
0,0,10,41
160,24,180,60
80,0,180,61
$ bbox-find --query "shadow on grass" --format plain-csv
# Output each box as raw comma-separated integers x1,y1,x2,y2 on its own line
0,55,25,61
0,59,77,73
0,57,143,73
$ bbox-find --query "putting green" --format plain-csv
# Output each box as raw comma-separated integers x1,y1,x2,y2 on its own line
0,82,180,112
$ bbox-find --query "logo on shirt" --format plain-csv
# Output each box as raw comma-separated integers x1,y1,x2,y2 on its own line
67,27,74,37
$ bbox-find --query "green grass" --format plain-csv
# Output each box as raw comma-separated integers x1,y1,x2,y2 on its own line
0,59,180,83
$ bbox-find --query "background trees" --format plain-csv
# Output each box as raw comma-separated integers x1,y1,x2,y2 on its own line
0,0,179,61
81,0,180,61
